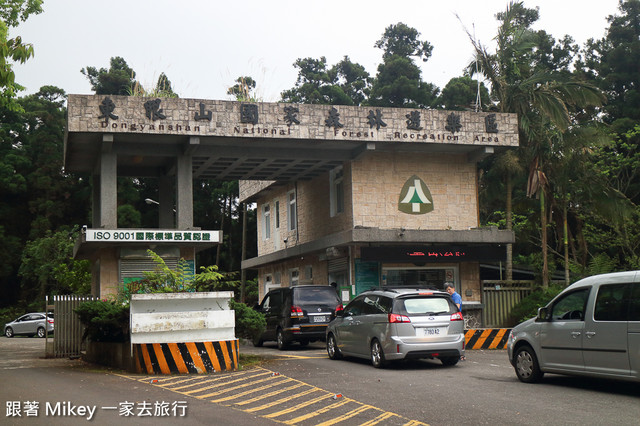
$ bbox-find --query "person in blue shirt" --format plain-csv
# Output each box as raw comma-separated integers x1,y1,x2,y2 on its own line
445,282,462,311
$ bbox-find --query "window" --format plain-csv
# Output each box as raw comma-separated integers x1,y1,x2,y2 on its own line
287,190,296,231
363,295,392,314
305,265,313,281
275,200,280,229
629,284,640,321
594,283,628,322
551,288,590,321
262,204,271,240
289,268,299,286
344,297,366,316
330,166,344,216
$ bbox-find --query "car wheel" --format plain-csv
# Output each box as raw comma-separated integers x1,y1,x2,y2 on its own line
276,329,289,351
370,339,387,368
440,356,459,366
326,333,342,360
252,335,264,347
37,327,46,338
4,327,13,338
514,345,544,383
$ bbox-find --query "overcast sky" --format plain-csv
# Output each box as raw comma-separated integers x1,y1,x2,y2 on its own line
13,0,621,102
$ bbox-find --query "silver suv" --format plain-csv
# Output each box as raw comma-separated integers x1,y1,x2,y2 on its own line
326,288,465,368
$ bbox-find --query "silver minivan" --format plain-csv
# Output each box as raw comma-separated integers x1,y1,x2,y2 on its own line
507,271,640,383
326,288,465,368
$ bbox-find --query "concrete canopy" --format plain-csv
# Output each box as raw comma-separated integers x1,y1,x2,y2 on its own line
64,95,518,185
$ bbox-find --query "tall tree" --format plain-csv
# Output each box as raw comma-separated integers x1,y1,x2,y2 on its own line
579,0,640,127
470,1,605,286
281,56,371,106
368,23,439,108
0,0,43,111
435,76,491,111
228,76,258,101
0,86,91,305
81,56,137,96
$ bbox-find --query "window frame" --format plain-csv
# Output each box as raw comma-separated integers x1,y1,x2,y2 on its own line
330,165,344,217
262,203,271,240
287,190,297,232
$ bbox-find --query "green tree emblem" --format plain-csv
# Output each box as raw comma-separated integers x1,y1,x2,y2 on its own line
398,175,433,214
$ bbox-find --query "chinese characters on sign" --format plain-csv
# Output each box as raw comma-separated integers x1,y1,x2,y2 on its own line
240,104,259,124
406,110,423,130
194,102,212,121
407,250,467,258
98,97,118,123
95,97,502,138
367,109,387,130
324,107,344,128
85,229,220,243
283,106,300,127
144,99,167,121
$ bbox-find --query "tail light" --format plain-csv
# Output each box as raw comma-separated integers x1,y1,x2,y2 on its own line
290,305,304,317
335,304,343,314
450,311,463,321
389,313,411,323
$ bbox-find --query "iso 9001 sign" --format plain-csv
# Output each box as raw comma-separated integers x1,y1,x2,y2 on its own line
84,229,221,244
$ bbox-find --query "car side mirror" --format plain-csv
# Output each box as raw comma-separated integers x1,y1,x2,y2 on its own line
537,307,549,321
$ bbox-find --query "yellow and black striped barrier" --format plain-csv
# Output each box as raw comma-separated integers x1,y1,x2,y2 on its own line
134,340,239,374
464,329,511,350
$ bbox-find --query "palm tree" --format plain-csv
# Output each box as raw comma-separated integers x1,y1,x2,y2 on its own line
465,1,605,287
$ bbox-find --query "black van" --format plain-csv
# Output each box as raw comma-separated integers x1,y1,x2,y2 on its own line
253,285,343,350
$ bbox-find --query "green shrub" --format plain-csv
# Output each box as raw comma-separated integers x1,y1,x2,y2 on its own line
230,300,265,341
75,300,130,342
508,284,564,326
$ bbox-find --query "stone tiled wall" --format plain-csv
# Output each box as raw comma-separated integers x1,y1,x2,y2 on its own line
67,95,518,147
256,167,353,255
256,151,479,256
351,151,478,230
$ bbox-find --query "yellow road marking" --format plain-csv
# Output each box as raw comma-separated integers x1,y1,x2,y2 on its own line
210,377,294,403
264,393,332,418
233,382,303,406
283,397,352,424
315,403,375,426
245,387,320,413
116,367,430,425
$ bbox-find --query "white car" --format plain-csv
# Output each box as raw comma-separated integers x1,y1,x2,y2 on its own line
4,312,54,338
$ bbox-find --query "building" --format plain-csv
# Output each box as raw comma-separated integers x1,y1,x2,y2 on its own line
239,105,517,326
65,95,517,325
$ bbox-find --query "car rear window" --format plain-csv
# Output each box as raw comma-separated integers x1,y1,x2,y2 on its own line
293,288,339,305
396,296,454,315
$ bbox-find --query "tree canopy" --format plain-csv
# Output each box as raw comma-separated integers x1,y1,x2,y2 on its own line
6,2,640,307
0,0,43,111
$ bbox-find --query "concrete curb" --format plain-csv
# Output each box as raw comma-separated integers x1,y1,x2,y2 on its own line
464,329,511,350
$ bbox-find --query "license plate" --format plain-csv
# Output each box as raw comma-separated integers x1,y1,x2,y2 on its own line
418,326,447,336
312,315,327,323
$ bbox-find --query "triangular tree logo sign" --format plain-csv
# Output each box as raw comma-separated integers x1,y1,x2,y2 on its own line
398,175,433,215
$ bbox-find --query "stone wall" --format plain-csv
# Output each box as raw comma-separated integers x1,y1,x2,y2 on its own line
351,151,478,231
67,95,519,148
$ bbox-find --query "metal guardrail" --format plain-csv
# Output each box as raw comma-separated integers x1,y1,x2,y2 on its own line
482,281,534,328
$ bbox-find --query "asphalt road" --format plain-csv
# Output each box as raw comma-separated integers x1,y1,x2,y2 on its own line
1,337,639,425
